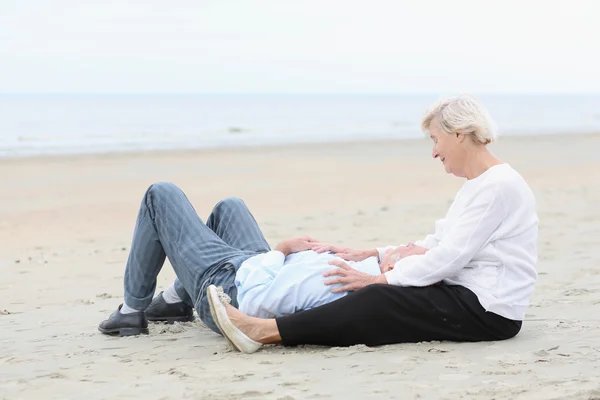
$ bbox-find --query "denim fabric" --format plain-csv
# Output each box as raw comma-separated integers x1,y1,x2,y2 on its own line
123,182,270,333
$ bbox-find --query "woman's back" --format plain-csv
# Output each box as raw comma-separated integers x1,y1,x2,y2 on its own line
435,164,539,319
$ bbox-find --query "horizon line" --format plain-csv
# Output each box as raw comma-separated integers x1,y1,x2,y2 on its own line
2,91,600,96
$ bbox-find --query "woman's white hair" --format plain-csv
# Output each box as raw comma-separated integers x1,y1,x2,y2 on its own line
421,94,498,145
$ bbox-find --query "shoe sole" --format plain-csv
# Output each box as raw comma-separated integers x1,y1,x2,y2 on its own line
98,326,149,336
207,285,240,352
207,285,262,354
147,315,195,323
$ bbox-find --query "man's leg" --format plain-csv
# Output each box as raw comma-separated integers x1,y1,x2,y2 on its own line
99,182,252,335
170,197,271,307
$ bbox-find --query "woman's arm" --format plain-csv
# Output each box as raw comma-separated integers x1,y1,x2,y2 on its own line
385,185,506,287
312,244,378,262
413,217,447,249
376,216,446,262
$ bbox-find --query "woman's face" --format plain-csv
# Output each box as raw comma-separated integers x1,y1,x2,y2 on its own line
429,119,465,177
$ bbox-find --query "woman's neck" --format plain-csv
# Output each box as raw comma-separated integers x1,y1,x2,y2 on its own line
462,147,503,180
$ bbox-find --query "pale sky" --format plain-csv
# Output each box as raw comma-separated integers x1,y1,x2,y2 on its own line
1,0,599,94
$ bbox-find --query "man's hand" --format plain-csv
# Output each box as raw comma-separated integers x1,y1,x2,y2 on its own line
312,244,377,262
323,260,388,293
274,235,321,256
379,243,428,273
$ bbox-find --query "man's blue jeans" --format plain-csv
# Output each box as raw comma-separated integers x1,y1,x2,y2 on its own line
123,182,270,333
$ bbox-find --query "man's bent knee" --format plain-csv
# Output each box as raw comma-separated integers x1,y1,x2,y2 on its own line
146,182,181,200
213,197,246,213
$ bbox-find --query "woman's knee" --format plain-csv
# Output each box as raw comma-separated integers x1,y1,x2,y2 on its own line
499,320,523,340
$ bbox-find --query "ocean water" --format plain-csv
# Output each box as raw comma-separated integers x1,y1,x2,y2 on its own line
1,94,599,158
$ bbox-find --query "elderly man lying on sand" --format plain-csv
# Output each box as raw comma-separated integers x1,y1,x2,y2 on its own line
97,185,403,335
99,94,538,354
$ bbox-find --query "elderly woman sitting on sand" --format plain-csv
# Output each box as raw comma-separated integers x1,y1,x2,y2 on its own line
207,94,539,353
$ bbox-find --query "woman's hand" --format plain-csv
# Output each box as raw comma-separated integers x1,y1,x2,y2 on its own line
323,260,388,293
312,244,377,262
379,243,429,273
274,235,321,256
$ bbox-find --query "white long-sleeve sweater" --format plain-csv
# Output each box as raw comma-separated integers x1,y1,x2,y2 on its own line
378,164,538,321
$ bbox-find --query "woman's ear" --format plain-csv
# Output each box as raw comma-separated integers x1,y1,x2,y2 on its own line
456,132,467,143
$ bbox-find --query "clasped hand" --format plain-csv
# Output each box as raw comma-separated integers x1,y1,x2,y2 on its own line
274,237,373,260
312,244,375,261
274,235,322,256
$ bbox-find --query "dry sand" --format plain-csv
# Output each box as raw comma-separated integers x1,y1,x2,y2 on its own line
1,134,600,399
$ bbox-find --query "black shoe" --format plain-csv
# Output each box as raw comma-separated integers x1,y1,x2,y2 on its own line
98,304,149,336
146,291,195,323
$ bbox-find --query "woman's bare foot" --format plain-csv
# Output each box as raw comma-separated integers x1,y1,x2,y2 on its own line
225,304,282,344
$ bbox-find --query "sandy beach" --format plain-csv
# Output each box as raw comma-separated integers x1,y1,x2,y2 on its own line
1,134,600,400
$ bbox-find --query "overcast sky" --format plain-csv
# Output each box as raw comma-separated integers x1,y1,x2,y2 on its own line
1,0,599,94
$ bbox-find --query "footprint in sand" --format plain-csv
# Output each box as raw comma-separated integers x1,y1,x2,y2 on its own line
562,288,593,296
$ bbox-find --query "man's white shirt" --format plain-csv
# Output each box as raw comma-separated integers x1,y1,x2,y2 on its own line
236,250,380,318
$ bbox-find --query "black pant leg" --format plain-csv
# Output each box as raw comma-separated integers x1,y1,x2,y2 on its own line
276,284,521,347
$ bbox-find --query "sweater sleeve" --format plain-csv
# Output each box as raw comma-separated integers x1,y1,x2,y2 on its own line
385,185,506,287
378,216,447,258
413,217,446,249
